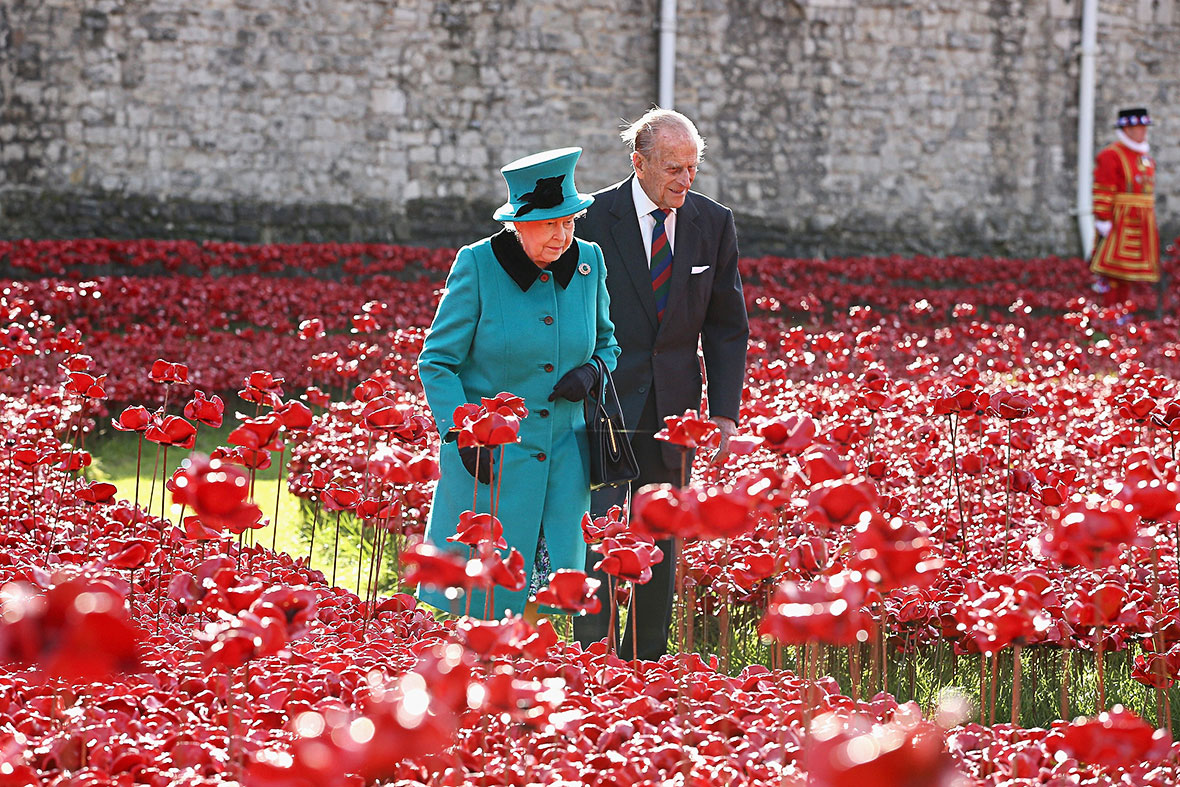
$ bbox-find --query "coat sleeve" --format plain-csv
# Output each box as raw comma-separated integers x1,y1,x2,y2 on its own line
418,246,480,437
589,241,621,373
700,208,749,424
1092,147,1121,224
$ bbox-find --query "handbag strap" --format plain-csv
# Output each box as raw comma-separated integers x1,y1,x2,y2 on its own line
590,356,625,416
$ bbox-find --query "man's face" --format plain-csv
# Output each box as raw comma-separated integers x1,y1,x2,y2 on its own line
633,129,699,211
1125,125,1149,144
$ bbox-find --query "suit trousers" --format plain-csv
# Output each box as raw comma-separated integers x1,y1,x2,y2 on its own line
574,391,685,660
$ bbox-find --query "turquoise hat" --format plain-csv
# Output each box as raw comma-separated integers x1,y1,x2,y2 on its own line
493,147,595,222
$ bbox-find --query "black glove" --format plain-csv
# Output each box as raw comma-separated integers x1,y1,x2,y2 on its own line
548,362,598,402
458,445,494,485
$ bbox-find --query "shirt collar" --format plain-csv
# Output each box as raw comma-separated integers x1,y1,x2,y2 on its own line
490,229,579,292
631,175,674,219
1116,129,1150,154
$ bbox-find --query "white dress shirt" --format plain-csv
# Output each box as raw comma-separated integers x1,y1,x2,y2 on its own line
631,176,677,268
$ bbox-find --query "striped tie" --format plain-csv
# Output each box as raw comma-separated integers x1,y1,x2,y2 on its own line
650,208,672,321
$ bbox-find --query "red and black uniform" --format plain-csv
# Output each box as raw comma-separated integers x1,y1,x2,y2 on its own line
1090,139,1159,288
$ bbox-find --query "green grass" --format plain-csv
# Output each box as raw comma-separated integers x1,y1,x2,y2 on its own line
85,421,403,595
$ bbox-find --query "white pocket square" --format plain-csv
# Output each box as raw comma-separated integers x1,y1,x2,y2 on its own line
690,265,710,275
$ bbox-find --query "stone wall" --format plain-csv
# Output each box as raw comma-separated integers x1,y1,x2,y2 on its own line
1,0,1177,257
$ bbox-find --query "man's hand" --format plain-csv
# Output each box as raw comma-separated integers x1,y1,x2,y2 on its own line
709,416,738,465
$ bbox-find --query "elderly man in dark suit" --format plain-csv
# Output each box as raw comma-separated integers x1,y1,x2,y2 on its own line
573,108,749,660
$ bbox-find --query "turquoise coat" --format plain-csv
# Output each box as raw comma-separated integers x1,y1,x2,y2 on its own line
417,231,619,618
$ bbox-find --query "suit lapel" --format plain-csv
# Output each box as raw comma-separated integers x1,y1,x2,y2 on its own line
608,177,659,330
660,194,700,330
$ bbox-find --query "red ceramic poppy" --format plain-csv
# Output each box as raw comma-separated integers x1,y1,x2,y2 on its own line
170,454,263,533
149,359,189,384
532,570,602,615
183,390,225,428
143,414,197,449
446,511,508,551
655,410,721,450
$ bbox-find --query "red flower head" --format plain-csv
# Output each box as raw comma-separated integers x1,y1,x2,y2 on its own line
760,573,871,646
400,542,472,590
65,371,107,399
593,539,664,584
655,410,720,449
849,514,944,590
804,477,880,530
183,390,225,428
1116,392,1156,423
582,505,628,545
482,392,529,419
1065,581,1134,628
758,414,816,456
478,548,527,592
322,483,361,512
240,369,285,407
150,359,189,384
455,407,521,448
0,576,142,683
447,511,508,551
297,317,325,341
274,399,314,431
805,711,960,787
631,485,700,540
1114,451,1180,523
931,384,977,416
354,376,388,403
75,480,118,505
171,455,263,534
144,414,197,449
1054,706,1171,769
1036,497,1142,569
532,570,602,615
987,390,1036,420
229,412,284,452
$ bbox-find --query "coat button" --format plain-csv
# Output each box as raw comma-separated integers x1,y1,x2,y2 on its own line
637,385,646,393
544,363,554,372
539,409,550,418
539,272,550,283
536,452,547,461
543,316,554,325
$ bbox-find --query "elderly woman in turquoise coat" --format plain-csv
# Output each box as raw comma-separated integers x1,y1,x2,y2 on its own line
417,147,620,620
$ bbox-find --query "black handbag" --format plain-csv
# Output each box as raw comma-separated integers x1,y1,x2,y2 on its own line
585,356,640,490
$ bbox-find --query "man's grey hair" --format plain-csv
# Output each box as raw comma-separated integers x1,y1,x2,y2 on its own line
620,107,706,161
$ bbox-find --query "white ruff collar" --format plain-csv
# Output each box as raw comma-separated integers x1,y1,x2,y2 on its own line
1116,129,1150,154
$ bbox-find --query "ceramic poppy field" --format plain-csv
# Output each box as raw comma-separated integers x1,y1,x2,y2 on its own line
3,238,1180,785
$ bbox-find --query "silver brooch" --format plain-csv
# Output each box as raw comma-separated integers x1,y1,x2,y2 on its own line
578,262,591,275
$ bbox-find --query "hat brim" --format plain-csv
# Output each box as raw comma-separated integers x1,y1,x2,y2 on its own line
493,193,595,223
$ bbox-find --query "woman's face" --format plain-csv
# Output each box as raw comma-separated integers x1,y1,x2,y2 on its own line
515,215,576,266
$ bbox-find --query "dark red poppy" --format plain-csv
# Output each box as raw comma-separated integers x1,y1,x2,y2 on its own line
1054,706,1171,769
150,359,189,384
446,511,507,551
532,570,601,615
75,480,118,504
757,414,816,456
144,415,197,449
655,410,721,449
112,405,152,433
64,371,107,399
275,399,314,431
183,390,225,428
170,454,263,533
759,573,871,646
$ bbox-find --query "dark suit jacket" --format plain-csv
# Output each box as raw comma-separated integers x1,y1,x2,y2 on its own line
577,176,749,468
